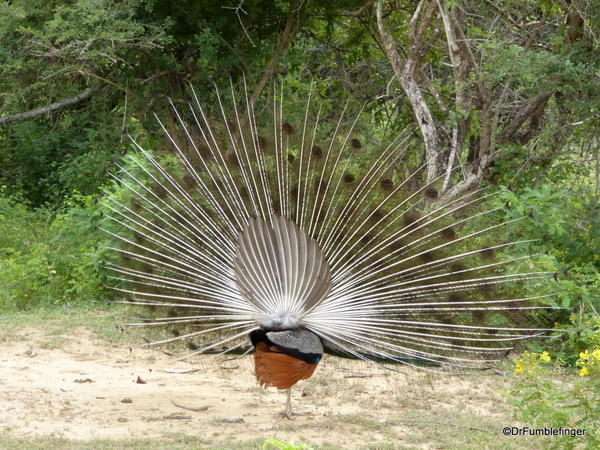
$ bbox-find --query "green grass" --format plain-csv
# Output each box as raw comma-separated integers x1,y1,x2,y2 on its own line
0,302,141,345
0,416,553,450
0,436,265,450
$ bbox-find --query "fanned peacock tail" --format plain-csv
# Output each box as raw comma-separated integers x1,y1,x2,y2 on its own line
102,79,556,372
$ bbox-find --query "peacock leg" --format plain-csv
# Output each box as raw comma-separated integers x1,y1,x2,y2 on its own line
283,387,293,419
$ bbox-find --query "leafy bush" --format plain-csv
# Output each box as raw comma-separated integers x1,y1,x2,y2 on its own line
0,111,123,207
497,185,600,363
0,189,108,311
509,323,600,449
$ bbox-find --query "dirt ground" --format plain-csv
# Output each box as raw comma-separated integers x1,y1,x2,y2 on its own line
0,323,519,448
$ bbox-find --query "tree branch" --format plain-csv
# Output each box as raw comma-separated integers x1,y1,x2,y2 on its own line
417,66,449,114
409,0,426,37
348,0,377,17
437,0,471,192
499,90,554,143
376,0,439,182
0,88,93,125
230,2,300,142
249,4,299,109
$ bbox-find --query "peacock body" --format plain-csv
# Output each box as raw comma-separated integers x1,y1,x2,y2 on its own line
103,80,554,416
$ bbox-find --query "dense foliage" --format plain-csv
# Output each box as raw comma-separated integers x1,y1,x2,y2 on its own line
510,324,600,448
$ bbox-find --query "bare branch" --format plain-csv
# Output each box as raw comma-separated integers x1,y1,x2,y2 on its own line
409,0,426,37
438,171,480,202
499,90,554,143
409,0,438,53
375,0,439,182
437,0,472,192
249,5,299,111
348,0,377,17
229,2,300,139
437,0,469,106
442,127,459,192
415,65,450,116
481,0,522,30
223,0,257,48
0,88,93,126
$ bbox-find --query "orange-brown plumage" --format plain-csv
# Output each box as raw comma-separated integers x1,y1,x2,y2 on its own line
254,341,319,389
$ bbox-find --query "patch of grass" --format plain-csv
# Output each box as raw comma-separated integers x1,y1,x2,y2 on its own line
39,335,68,349
263,438,315,449
386,414,528,449
0,302,143,345
0,437,318,450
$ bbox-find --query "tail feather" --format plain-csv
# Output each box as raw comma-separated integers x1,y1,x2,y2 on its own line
103,79,557,371
234,215,332,329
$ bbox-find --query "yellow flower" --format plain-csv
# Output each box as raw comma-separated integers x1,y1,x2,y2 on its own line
592,349,600,361
578,367,590,377
579,350,590,360
539,351,551,362
514,360,524,374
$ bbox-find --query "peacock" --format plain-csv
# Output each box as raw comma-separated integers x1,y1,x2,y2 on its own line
102,79,555,418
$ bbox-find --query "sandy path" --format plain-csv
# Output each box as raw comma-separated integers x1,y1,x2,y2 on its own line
0,327,511,447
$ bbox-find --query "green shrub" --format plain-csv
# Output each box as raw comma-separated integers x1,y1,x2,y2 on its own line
509,323,600,449
497,185,600,363
0,189,107,311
